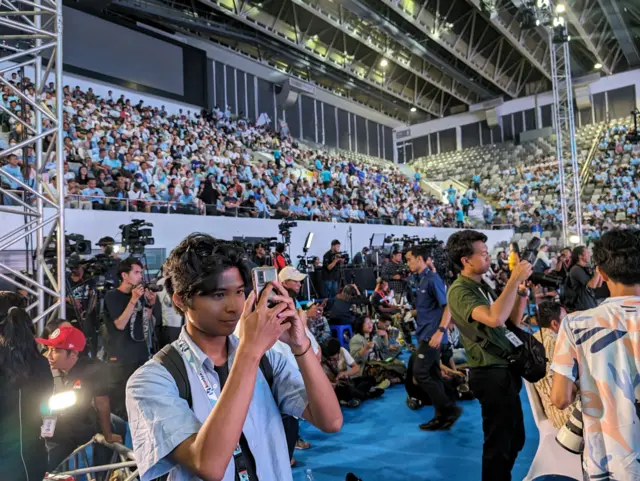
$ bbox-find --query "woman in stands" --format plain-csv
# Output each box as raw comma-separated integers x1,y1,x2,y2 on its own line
0,291,54,481
508,242,520,272
76,165,91,188
349,316,405,386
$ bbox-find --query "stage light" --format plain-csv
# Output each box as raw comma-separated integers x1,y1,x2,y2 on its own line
553,16,565,27
555,4,566,13
380,58,388,67
594,63,602,69
569,235,580,244
410,107,417,112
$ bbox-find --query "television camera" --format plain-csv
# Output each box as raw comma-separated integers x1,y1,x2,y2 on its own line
522,237,563,289
44,233,92,259
278,220,297,245
384,235,450,279
120,219,154,254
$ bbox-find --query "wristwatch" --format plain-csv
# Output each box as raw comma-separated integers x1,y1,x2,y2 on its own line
438,326,446,333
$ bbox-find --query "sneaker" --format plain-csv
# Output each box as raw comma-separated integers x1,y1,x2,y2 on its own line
340,399,361,408
376,379,391,390
295,438,311,450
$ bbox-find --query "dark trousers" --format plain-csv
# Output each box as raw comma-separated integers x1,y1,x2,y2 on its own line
281,415,299,460
324,280,338,299
109,361,144,420
469,366,525,481
47,414,127,477
413,341,455,415
333,375,377,402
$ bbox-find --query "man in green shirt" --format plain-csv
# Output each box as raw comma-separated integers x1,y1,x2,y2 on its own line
446,230,532,481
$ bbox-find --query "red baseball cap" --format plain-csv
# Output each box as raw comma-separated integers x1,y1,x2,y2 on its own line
36,325,86,352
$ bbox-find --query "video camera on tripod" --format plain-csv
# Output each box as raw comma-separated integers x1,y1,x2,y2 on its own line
278,220,297,245
120,219,154,255
44,233,92,259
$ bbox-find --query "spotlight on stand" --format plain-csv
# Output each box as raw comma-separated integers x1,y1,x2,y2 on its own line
552,22,569,43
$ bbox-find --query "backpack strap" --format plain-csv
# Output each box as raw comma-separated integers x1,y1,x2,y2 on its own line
259,353,274,390
154,344,275,409
154,344,192,409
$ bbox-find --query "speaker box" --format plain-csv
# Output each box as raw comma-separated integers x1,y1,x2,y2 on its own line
486,108,499,128
574,85,591,111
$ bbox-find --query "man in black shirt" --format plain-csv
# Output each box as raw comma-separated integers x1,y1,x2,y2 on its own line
103,257,157,419
253,243,271,267
565,246,602,312
36,325,126,473
322,240,344,298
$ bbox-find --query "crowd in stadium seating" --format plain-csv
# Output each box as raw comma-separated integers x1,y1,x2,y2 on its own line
0,72,463,228
582,121,640,239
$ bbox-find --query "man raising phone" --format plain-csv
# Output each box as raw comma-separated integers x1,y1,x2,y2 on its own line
126,234,342,481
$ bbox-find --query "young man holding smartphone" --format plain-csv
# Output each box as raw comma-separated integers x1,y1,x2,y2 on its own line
126,233,342,481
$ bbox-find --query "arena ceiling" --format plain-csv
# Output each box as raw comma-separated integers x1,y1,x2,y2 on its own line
99,0,640,122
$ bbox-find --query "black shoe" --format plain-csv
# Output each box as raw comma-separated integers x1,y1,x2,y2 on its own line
440,405,463,429
366,387,385,399
419,417,450,431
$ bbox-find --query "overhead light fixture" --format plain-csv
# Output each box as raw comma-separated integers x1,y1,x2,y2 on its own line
594,62,602,69
569,235,580,245
380,58,388,67
555,4,566,13
552,16,565,27
410,107,417,112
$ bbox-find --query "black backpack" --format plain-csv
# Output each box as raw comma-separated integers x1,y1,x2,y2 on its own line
154,344,274,409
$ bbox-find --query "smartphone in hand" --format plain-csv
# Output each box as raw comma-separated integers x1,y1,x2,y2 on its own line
251,266,278,307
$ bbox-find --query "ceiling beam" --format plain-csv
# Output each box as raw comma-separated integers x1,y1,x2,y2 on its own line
190,0,447,116
595,0,640,67
564,0,623,75
376,0,527,98
286,0,480,104
468,0,552,87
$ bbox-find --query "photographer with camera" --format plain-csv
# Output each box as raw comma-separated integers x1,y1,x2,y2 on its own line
551,229,640,480
103,257,157,419
563,246,602,312
446,230,532,481
381,248,408,301
253,242,272,267
323,240,344,298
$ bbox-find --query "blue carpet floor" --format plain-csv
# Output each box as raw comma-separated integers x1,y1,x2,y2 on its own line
293,383,539,481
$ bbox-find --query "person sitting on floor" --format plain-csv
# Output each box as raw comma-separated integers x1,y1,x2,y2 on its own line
321,338,385,409
349,316,406,386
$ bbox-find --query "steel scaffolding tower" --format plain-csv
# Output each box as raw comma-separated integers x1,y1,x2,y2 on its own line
0,0,65,332
549,27,583,245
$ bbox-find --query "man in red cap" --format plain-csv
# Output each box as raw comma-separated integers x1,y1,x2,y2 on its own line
36,325,127,474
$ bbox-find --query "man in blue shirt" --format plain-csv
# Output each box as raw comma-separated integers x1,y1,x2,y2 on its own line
126,234,342,481
406,245,461,431
1,154,24,205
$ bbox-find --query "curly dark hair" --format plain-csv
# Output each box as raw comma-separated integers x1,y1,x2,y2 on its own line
446,230,488,270
163,233,251,312
592,229,640,285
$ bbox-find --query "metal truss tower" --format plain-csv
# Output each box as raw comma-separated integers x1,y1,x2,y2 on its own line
0,0,65,332
549,28,583,245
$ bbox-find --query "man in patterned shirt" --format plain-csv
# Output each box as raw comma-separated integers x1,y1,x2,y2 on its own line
532,300,579,429
551,229,640,481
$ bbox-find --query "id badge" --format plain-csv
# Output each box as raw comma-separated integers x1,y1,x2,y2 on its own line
238,471,250,481
505,330,524,348
41,416,57,438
